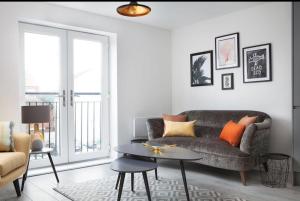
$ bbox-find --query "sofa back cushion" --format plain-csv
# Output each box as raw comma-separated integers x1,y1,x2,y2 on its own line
180,110,270,137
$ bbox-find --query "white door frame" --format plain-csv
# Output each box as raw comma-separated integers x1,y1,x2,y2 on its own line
19,23,69,168
67,30,110,162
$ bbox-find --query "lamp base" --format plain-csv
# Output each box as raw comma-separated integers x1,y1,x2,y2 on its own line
30,123,44,151
31,139,43,151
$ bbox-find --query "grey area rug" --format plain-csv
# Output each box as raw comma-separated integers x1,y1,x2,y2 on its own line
54,174,249,201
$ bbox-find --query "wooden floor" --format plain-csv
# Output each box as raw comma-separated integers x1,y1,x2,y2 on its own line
0,160,300,201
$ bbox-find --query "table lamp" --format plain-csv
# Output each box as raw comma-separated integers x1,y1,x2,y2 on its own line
21,105,50,151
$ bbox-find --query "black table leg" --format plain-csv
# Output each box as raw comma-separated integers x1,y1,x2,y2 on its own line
115,173,121,190
21,158,30,191
142,172,151,201
154,158,158,180
131,173,134,192
180,160,190,201
13,179,21,197
47,153,59,183
117,173,125,201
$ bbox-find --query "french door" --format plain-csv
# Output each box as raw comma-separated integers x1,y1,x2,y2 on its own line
67,31,110,162
20,23,110,167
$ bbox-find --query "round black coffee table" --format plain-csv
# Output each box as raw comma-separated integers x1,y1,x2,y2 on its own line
111,157,158,201
115,143,202,201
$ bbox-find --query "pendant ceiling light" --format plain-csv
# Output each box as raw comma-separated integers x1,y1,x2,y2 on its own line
117,1,151,17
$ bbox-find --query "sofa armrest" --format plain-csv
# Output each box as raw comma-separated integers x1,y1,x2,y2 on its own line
240,118,271,155
254,118,272,130
146,118,164,140
13,133,31,165
240,124,256,154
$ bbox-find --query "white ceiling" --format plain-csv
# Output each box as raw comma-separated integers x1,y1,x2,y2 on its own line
50,2,266,30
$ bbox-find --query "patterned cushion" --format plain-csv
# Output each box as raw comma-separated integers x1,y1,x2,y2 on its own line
0,121,14,152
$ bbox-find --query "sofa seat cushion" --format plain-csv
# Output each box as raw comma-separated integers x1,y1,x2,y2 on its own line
0,152,26,176
148,137,249,157
148,137,254,171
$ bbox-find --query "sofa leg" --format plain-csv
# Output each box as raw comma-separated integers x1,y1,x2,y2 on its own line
240,171,247,186
13,179,21,197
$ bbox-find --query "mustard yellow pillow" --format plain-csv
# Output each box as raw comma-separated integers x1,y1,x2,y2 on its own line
163,120,196,137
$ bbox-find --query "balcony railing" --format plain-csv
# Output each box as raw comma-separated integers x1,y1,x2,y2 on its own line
74,99,101,152
25,92,102,160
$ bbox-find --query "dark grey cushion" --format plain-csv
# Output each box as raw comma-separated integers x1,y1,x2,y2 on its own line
180,110,270,138
194,151,255,171
148,136,255,171
148,137,249,158
146,118,164,140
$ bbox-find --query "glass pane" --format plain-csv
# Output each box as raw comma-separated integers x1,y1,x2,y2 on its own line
24,33,60,93
24,32,61,158
73,39,102,93
73,38,102,153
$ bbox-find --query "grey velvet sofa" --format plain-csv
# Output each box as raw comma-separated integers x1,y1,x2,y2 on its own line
146,110,272,185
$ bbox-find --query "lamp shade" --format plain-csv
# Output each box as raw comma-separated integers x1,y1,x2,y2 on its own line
21,105,50,123
117,1,151,17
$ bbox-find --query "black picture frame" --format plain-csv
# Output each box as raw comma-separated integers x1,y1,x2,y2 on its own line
190,50,213,87
215,32,240,70
242,43,272,83
221,73,234,90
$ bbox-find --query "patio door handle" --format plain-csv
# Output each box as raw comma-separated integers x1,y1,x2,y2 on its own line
70,90,74,106
57,90,66,107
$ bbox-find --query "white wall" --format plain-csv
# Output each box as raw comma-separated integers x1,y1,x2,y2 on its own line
0,2,293,155
171,2,292,154
0,2,171,146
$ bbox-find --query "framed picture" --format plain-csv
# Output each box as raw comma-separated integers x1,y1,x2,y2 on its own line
243,43,272,83
215,32,240,70
221,73,234,90
190,50,213,87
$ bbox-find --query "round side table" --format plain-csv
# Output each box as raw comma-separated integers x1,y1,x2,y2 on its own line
130,137,158,180
111,157,158,201
21,148,59,191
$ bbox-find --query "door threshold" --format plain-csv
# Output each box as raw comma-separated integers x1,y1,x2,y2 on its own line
27,157,114,177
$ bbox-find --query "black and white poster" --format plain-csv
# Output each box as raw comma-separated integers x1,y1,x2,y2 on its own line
243,43,272,83
222,73,234,90
190,50,213,87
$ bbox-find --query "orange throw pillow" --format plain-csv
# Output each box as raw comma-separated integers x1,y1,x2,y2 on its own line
162,114,187,122
219,121,246,147
238,115,257,127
